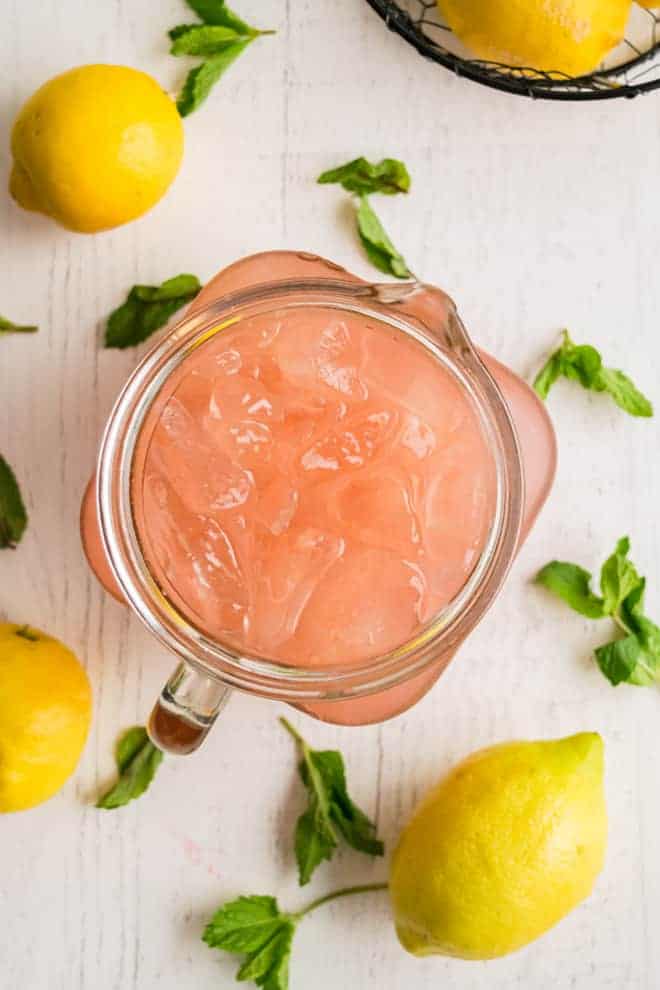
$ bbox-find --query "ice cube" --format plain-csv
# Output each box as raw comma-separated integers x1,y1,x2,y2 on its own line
299,408,398,474
293,545,427,664
399,414,436,460
249,528,345,652
256,476,299,535
335,469,422,555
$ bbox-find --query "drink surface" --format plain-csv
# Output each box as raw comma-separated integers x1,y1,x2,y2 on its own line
135,307,496,667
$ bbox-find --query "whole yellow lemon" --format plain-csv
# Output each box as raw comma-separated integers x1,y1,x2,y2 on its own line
390,733,607,959
0,623,92,812
437,0,632,76
10,64,184,233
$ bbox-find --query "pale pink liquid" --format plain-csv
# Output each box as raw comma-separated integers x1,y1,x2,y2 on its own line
135,309,497,667
81,252,556,725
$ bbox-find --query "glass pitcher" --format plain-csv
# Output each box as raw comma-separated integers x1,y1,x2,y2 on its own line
81,251,556,753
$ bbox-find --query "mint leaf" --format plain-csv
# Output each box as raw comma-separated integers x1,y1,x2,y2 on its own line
599,537,641,616
356,196,411,280
621,580,660,655
203,895,295,990
294,804,336,887
306,750,384,857
532,349,562,399
595,636,645,686
535,561,606,619
0,454,28,549
538,537,660,688
185,0,252,33
169,23,201,41
281,718,384,885
560,339,602,388
534,331,653,417
96,726,163,809
105,274,201,349
594,366,653,418
170,24,243,56
318,157,410,196
0,315,38,336
176,42,251,116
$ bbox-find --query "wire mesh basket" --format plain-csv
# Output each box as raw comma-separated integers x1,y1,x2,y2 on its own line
365,0,660,100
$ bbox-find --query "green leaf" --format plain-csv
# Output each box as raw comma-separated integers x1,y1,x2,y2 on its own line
560,341,602,388
356,196,411,280
599,537,641,616
594,367,653,418
105,275,201,349
0,315,38,336
203,895,296,990
176,42,251,116
170,24,243,56
294,806,336,887
622,580,660,652
169,22,201,41
308,750,384,857
533,349,562,399
535,561,606,619
0,454,28,549
538,537,660,689
318,157,410,196
595,635,645,686
281,718,384,885
96,726,163,809
533,330,653,417
185,0,252,34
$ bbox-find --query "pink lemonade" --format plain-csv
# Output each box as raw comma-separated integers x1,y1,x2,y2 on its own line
82,252,556,731
135,309,496,668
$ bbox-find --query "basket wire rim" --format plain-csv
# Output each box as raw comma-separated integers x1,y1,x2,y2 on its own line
365,0,660,101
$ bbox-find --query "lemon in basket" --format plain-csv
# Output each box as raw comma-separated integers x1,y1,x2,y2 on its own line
437,0,632,77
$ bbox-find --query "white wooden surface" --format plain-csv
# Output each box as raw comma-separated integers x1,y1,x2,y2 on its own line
2,2,660,988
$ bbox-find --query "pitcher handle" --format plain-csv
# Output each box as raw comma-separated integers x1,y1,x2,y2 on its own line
148,662,231,755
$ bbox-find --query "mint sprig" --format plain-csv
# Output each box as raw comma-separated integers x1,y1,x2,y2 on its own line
537,537,660,686
318,157,411,197
0,315,38,336
533,331,653,417
0,454,28,549
203,885,387,990
204,896,295,990
170,1,275,117
105,274,201,349
317,157,412,280
96,726,164,809
280,718,384,885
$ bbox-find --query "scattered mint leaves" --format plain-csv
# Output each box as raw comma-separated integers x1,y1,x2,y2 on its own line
203,884,388,990
537,537,660,687
0,315,38,336
170,3,275,117
203,896,295,990
534,331,653,417
356,197,411,279
317,158,413,280
0,454,28,549
318,157,411,196
280,718,384,885
96,726,164,809
105,274,201,349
